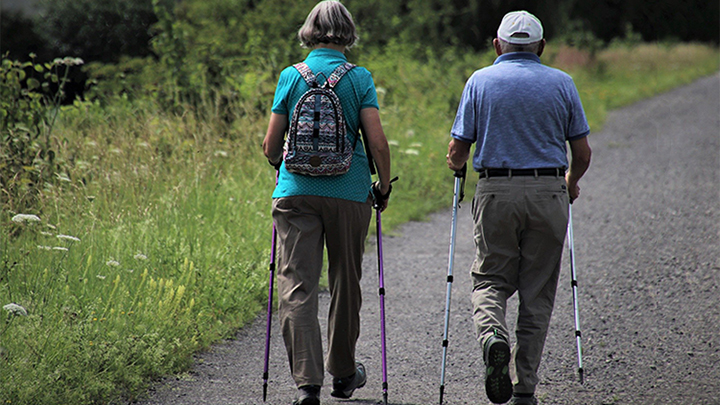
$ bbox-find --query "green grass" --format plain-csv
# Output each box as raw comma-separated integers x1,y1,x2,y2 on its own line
1,42,718,405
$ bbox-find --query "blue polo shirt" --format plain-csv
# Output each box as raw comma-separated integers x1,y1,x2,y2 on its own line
271,48,379,203
451,52,590,171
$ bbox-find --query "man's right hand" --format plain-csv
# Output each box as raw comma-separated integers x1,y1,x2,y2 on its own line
566,175,580,203
447,138,471,171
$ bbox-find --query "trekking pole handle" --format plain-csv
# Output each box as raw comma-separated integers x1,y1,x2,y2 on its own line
372,176,399,209
268,159,282,171
454,163,466,179
454,164,467,203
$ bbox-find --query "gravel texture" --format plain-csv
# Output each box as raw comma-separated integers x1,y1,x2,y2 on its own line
133,73,720,405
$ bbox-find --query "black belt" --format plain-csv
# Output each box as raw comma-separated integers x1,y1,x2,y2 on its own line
479,168,565,179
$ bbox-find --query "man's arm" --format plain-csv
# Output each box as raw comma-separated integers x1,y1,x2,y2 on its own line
447,138,472,171
566,136,592,202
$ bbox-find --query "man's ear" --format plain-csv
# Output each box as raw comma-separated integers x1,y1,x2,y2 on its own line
537,39,546,57
493,38,503,56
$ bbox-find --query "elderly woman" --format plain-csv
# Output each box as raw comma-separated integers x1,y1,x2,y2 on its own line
262,1,392,404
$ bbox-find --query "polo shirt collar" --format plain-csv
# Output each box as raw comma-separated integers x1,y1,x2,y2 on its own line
307,48,348,61
494,52,541,65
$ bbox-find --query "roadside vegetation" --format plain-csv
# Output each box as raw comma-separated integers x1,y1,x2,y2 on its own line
1,0,718,403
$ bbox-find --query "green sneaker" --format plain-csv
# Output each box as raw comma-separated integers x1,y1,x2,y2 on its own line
483,334,512,404
331,362,366,399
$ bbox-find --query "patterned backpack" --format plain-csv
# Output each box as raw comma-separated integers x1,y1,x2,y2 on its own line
284,62,356,176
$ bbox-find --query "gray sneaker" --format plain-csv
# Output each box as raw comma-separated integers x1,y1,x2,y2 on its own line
509,393,538,405
330,362,367,399
483,333,512,404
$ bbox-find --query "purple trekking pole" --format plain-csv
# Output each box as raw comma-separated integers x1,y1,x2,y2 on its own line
373,176,397,405
262,171,279,402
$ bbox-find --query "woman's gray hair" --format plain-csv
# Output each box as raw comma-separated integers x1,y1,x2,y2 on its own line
498,39,543,55
297,1,358,49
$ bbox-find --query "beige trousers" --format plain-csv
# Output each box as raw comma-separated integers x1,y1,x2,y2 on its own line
470,175,569,394
272,195,372,387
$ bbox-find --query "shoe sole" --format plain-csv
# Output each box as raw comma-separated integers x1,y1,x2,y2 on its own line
485,340,512,404
292,398,319,405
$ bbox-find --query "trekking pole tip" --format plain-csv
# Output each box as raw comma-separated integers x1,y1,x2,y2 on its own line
578,368,584,385
262,383,267,402
439,385,445,405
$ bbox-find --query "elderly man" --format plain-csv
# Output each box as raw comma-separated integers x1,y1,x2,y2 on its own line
446,11,592,405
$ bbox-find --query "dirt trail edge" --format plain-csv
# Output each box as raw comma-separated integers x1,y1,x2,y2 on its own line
133,73,720,405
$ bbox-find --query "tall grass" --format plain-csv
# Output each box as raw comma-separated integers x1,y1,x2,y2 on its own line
1,42,718,405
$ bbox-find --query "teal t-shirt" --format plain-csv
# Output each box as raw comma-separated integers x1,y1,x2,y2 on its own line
271,48,380,203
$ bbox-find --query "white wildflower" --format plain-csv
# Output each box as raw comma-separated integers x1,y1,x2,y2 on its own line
106,259,120,267
387,140,400,147
53,247,69,252
403,149,420,156
57,234,81,242
406,129,415,138
96,275,107,280
214,150,228,157
37,245,53,250
134,253,148,261
54,57,84,66
3,303,28,317
40,231,54,236
410,142,423,148
11,214,41,223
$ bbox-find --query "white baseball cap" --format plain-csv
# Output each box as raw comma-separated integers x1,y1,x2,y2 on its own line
497,11,544,44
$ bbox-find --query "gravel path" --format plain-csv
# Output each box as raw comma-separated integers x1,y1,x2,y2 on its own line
134,73,720,405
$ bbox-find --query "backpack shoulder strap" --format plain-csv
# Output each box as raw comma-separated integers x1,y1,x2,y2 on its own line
325,62,356,89
293,62,317,87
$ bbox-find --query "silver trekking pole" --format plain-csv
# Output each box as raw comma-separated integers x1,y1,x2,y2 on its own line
439,164,466,405
567,204,584,384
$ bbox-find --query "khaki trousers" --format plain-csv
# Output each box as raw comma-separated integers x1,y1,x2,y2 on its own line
272,195,372,387
470,175,569,394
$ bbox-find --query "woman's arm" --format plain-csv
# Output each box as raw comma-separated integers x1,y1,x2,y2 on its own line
262,113,288,165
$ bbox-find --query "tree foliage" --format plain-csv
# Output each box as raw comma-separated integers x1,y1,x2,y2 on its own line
34,0,157,63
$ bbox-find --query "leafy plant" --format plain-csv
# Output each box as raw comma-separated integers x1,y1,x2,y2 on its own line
0,54,83,214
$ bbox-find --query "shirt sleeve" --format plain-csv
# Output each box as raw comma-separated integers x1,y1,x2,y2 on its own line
359,68,380,110
565,78,590,140
271,67,294,115
450,77,478,143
